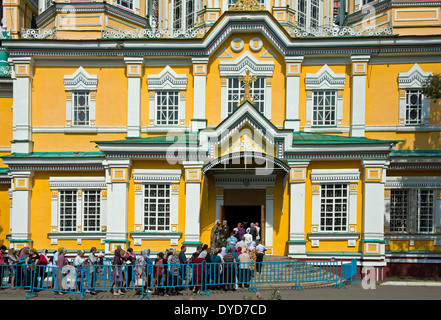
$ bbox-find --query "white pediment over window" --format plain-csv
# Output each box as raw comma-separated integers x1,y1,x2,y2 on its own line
219,51,275,77
305,64,346,90
146,65,188,90
398,63,432,89
64,66,98,91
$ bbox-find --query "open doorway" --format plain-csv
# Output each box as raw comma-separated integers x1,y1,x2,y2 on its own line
223,205,264,243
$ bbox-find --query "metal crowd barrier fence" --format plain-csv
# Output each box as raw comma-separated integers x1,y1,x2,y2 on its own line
332,259,358,289
0,259,357,299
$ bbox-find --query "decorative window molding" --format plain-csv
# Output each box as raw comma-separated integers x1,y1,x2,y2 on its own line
310,169,359,245
384,176,441,235
133,169,181,244
63,67,98,129
147,66,187,129
398,63,432,127
304,65,345,131
219,51,274,120
48,176,107,242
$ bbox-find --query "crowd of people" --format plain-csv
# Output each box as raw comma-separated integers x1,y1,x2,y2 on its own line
0,220,267,297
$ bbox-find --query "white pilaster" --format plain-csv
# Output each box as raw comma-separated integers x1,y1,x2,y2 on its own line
284,56,303,131
11,57,33,154
103,159,131,253
265,187,274,254
124,57,144,138
287,161,309,256
362,159,388,256
183,161,204,253
350,55,370,137
10,171,33,242
191,57,209,132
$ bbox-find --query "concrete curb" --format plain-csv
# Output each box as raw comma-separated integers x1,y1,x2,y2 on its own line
381,281,441,287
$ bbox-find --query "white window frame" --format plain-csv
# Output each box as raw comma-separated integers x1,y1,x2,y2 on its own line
226,76,266,116
385,176,441,236
155,90,180,126
143,183,171,231
398,63,432,128
72,91,91,126
312,90,338,127
309,169,360,247
219,51,274,120
133,169,182,244
82,189,102,232
389,189,409,233
169,0,198,32
319,183,349,232
49,177,107,241
305,65,345,132
116,0,134,10
64,67,97,129
147,66,187,131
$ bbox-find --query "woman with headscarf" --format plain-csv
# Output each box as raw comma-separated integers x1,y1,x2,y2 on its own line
192,250,207,294
210,248,222,290
248,241,257,281
38,249,49,289
25,248,40,289
16,247,29,287
141,249,154,294
167,250,181,295
111,248,125,296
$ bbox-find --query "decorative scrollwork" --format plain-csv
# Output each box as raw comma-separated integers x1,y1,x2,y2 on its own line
286,25,393,38
101,28,206,39
21,28,57,39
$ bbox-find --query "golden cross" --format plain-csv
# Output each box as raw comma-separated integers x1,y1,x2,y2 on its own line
238,69,257,106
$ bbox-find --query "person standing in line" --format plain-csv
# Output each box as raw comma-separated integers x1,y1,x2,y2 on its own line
38,249,49,289
7,248,18,287
55,248,68,295
167,250,181,295
0,246,6,288
227,232,238,247
111,248,125,296
74,250,87,293
222,248,237,291
26,248,40,290
244,229,253,248
124,247,136,290
178,245,188,285
210,221,221,249
238,248,251,288
249,223,257,241
87,247,98,295
220,220,229,240
192,251,207,294
215,233,227,249
255,241,267,273
255,222,261,241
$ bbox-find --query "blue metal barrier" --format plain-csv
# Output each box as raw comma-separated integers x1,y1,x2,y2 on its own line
332,259,358,289
1,258,357,298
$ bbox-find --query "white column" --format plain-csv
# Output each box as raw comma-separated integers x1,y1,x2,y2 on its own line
287,161,309,256
183,161,204,254
10,171,33,243
362,159,388,256
265,187,274,254
284,56,303,131
124,57,144,138
11,57,33,153
191,57,208,132
350,55,370,137
104,159,131,253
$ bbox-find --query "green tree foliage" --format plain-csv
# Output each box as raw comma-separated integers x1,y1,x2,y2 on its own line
423,73,441,100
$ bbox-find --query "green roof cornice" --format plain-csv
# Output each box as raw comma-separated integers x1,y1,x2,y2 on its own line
92,133,199,145
2,151,105,158
292,132,402,145
389,150,441,157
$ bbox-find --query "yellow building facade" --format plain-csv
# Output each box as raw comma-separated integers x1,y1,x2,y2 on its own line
0,0,441,279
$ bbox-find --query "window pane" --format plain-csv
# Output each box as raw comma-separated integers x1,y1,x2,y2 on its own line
144,184,171,231
227,76,265,115
320,184,348,232
59,190,77,232
156,91,179,125
83,190,101,232
73,91,90,126
313,91,337,126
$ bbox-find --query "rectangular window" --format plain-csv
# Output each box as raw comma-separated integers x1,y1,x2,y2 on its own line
173,0,182,30
313,90,337,126
144,184,170,231
156,91,179,125
59,190,77,232
419,189,434,233
405,89,423,125
310,0,320,28
389,189,408,233
186,0,194,29
83,190,101,232
297,0,307,28
73,91,90,126
227,77,265,115
320,184,348,232
116,0,133,9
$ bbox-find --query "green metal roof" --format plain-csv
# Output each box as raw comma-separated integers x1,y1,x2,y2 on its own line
2,151,104,158
389,150,441,157
292,132,401,145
